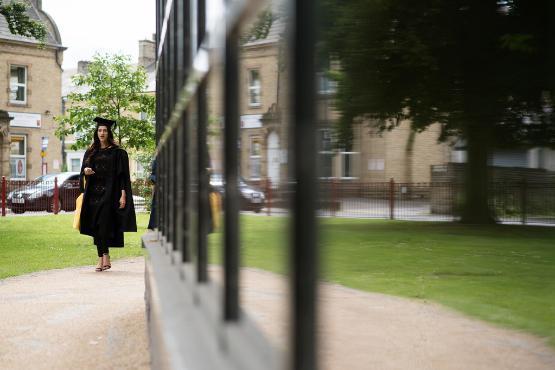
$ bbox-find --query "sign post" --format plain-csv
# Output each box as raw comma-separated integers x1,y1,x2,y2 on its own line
41,137,49,175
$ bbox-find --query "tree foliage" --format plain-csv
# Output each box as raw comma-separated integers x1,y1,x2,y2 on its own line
55,54,155,152
0,0,46,43
322,0,554,222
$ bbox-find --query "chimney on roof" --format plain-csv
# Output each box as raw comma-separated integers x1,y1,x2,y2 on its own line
36,0,42,9
77,61,90,75
138,39,156,67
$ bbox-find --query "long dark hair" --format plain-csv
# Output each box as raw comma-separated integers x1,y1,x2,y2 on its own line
85,124,119,165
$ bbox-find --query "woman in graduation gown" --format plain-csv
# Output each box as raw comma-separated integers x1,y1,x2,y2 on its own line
79,117,137,272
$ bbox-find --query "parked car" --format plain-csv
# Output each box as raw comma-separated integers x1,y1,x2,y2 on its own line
7,172,81,214
209,174,265,213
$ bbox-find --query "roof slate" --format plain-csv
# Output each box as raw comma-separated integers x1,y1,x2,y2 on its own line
0,0,63,47
243,17,285,47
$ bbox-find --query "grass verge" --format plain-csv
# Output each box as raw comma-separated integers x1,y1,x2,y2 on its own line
208,216,555,347
0,213,148,279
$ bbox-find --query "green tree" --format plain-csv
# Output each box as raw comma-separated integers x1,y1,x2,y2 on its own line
56,54,155,152
322,0,555,223
0,0,46,42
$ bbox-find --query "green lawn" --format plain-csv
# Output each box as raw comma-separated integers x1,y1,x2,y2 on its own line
1,214,554,347
209,216,555,347
0,213,148,278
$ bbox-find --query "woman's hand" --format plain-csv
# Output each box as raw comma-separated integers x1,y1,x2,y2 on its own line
119,190,126,209
84,167,95,176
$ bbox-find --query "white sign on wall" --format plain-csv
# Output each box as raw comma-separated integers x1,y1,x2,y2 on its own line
11,158,26,178
240,114,262,129
8,112,42,128
368,158,385,171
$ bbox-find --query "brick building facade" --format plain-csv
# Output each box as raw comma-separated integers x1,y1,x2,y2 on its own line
0,0,65,180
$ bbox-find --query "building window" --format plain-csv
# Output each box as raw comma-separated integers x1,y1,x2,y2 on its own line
317,72,337,95
248,69,261,107
135,161,145,179
451,139,467,163
10,65,27,104
250,137,262,179
319,129,334,178
71,158,81,172
320,153,334,178
339,151,359,179
10,135,27,179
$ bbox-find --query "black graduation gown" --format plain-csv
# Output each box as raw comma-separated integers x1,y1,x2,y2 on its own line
79,146,137,247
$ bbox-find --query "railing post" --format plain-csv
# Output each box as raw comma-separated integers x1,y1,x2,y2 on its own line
224,25,240,321
291,0,318,368
53,177,59,215
389,178,395,220
1,176,6,217
331,178,337,217
520,180,527,225
266,178,272,216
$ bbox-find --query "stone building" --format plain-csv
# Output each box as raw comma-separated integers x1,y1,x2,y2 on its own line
0,0,65,180
217,16,451,187
229,15,555,187
238,20,283,186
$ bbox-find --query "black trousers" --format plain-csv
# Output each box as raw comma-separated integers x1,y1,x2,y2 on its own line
97,245,109,257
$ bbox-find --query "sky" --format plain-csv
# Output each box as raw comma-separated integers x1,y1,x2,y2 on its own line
42,0,156,70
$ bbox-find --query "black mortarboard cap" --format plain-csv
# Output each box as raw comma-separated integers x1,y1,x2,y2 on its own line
93,117,116,128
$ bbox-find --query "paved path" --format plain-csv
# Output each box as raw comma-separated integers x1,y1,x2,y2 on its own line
0,259,149,370
2,258,555,370
226,267,555,370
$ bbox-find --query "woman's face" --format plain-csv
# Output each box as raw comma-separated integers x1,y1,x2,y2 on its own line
97,125,109,143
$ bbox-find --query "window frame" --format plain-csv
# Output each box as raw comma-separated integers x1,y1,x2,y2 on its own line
247,69,262,108
9,134,27,180
318,129,335,179
70,158,81,172
339,151,359,179
9,65,28,104
249,136,262,180
316,71,337,95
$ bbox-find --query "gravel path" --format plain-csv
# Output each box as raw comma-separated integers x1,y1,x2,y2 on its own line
1,258,554,370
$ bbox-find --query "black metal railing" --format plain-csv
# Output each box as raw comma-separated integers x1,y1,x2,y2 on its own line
145,0,318,369
2,175,552,226
0,178,148,216
0,178,78,215
316,180,555,224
